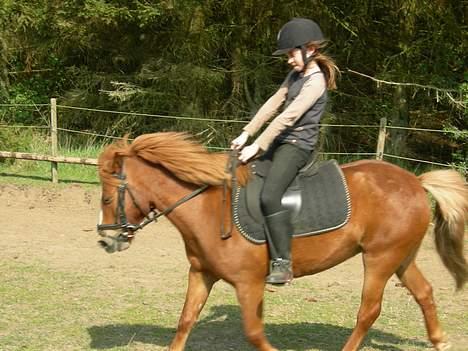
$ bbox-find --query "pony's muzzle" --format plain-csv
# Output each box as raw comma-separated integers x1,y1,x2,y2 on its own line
98,236,130,253
97,210,130,253
98,236,116,253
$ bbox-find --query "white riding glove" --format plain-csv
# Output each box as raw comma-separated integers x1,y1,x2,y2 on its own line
231,131,249,150
239,143,260,163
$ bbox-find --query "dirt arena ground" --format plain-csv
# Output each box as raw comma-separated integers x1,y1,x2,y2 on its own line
0,183,467,350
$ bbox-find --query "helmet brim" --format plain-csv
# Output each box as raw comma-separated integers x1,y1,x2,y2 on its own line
272,48,291,56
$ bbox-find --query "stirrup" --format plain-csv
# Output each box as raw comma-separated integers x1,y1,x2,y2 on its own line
265,259,293,285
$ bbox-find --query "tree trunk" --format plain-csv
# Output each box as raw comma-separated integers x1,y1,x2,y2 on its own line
388,85,409,157
0,36,9,98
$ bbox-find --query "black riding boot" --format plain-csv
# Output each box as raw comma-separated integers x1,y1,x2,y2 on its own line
264,210,293,285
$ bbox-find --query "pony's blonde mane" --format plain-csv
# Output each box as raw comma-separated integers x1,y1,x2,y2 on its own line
98,132,250,187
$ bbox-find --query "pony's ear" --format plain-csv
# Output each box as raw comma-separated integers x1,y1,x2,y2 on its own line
98,144,124,176
111,155,123,174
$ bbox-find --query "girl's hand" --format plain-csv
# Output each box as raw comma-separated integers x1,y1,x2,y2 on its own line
239,143,260,163
231,131,249,150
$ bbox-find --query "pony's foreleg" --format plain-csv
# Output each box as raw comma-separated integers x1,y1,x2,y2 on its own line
169,267,217,351
396,261,450,350
342,254,394,351
235,281,278,351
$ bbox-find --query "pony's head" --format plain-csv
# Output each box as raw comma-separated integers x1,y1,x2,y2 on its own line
96,138,135,253
96,132,250,253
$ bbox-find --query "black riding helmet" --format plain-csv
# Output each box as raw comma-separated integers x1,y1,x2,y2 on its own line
273,18,324,68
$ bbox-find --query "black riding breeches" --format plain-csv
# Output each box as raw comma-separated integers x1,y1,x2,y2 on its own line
260,143,311,215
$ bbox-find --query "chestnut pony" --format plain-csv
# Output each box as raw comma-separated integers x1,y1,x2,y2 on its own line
97,132,467,351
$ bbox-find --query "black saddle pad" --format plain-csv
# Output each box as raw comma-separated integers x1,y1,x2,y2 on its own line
232,160,351,244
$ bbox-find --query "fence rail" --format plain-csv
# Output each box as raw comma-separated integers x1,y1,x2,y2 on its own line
1,99,465,183
0,151,98,165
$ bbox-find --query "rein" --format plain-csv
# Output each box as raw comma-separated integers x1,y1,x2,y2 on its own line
97,161,209,241
220,149,239,240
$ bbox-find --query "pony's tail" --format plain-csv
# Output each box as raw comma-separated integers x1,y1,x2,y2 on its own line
419,170,468,290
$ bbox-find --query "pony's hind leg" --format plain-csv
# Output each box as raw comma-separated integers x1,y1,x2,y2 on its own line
169,267,218,351
396,261,450,350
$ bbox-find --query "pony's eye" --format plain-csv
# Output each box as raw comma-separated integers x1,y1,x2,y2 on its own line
102,197,113,205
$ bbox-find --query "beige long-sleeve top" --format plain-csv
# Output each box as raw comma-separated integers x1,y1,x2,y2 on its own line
243,64,326,151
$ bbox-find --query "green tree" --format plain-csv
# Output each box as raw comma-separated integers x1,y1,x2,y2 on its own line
0,0,465,164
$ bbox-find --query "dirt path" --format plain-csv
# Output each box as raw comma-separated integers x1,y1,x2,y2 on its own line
1,184,467,350
0,184,191,289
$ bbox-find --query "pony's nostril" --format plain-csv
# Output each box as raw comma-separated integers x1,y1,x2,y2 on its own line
98,237,118,253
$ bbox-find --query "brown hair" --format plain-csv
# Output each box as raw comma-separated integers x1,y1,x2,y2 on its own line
307,41,339,90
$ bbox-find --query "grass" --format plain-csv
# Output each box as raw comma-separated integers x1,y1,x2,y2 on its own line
0,260,177,351
1,257,466,351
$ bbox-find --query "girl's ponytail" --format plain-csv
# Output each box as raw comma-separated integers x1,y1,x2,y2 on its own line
307,41,340,90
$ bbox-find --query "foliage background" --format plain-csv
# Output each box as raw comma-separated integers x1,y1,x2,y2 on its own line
0,0,466,167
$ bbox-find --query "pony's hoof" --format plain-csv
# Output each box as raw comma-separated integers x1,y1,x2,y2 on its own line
434,341,451,351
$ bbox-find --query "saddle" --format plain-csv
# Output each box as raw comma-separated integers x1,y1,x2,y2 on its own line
231,156,351,244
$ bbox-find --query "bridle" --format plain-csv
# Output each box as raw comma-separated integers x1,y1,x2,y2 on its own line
97,162,208,242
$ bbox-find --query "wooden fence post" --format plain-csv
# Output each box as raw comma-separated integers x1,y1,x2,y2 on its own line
376,117,387,160
50,98,58,183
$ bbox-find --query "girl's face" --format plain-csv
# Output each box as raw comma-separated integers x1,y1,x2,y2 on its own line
287,47,316,72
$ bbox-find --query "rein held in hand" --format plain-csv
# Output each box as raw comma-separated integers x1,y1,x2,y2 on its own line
220,149,240,240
